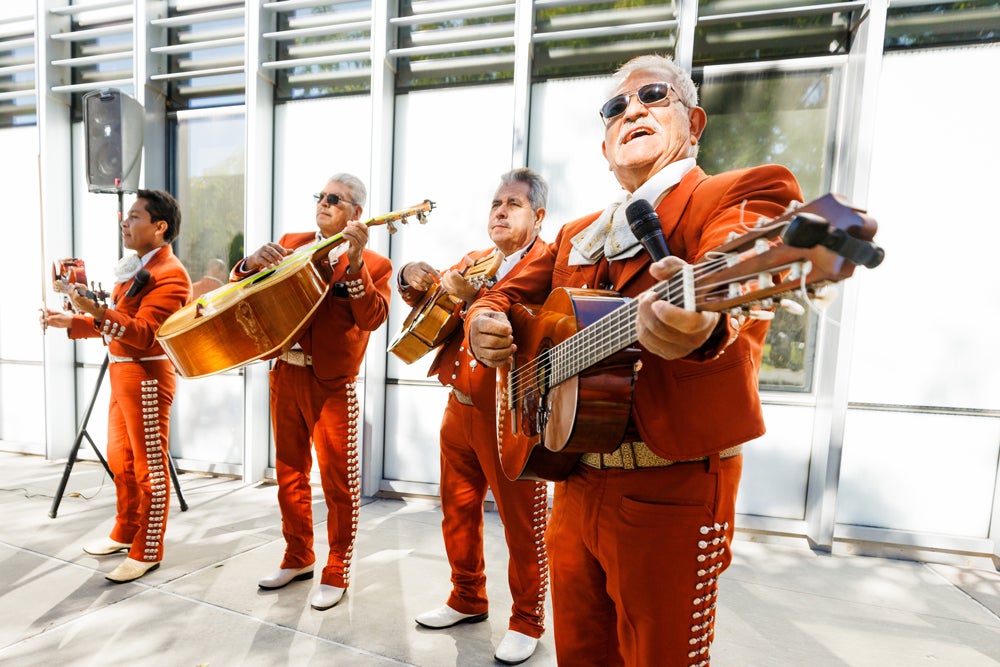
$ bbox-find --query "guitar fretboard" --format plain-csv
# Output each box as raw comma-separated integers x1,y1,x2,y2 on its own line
509,252,787,403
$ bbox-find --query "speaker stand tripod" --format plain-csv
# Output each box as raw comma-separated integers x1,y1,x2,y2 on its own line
48,354,189,518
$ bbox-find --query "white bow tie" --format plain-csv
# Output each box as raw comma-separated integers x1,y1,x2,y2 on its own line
114,253,143,283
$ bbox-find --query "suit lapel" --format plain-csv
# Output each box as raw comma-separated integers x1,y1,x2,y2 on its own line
610,167,708,291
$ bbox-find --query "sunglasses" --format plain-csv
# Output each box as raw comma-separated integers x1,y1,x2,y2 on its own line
599,82,684,124
313,192,357,207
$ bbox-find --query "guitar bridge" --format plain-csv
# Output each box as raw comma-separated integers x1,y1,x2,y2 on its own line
535,397,549,436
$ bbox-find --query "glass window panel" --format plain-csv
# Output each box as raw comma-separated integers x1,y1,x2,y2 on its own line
698,67,837,199
698,66,839,391
838,410,1000,537
532,1,677,79
528,76,626,235
0,364,46,450
394,1,516,89
169,108,246,462
695,4,854,66
273,1,372,100
0,126,43,362
387,84,515,383
0,9,37,127
851,46,1000,410
384,384,448,484
737,403,815,520
273,95,372,241
165,2,246,109
274,94,373,470
174,108,246,278
886,0,1000,51
171,374,244,464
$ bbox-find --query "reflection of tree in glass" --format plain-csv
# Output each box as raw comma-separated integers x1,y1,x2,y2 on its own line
228,232,245,270
178,171,244,283
698,71,833,200
760,296,815,392
696,72,834,392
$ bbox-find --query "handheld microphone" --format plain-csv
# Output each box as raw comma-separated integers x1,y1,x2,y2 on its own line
126,269,150,297
625,199,671,262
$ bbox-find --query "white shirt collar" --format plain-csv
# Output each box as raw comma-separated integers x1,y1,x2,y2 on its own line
568,158,696,266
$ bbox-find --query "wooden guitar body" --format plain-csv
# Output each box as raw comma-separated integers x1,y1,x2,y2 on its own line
157,200,434,378
157,251,326,378
499,288,639,482
387,291,463,364
388,251,503,364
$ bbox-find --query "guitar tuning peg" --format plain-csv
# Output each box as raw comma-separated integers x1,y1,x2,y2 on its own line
811,285,839,308
387,220,398,234
779,298,806,316
747,309,775,321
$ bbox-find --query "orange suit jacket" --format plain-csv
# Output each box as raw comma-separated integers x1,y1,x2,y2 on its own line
465,164,803,461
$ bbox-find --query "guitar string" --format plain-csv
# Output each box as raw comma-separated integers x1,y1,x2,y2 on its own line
508,263,692,404
507,255,730,403
507,254,802,405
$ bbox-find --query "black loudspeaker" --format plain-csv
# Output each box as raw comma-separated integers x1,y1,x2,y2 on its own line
83,88,144,194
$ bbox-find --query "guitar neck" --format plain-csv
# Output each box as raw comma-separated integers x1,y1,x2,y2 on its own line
539,194,883,388
308,212,395,259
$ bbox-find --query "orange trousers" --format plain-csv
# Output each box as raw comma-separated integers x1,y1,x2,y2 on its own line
106,359,176,563
547,454,742,666
439,393,549,638
270,362,361,588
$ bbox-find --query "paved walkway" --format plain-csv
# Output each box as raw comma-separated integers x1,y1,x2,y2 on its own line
1,452,998,666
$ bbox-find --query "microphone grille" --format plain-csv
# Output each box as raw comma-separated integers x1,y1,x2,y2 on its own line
625,198,655,224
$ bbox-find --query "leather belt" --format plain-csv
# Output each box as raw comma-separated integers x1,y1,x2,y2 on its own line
580,442,743,470
108,354,169,364
451,388,474,406
279,349,312,367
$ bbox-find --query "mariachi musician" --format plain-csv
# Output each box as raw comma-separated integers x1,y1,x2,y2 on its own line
397,168,551,665
233,173,392,612
466,55,804,666
41,189,192,584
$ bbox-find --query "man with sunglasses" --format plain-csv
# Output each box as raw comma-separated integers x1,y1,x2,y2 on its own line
397,168,551,665
466,55,802,665
231,173,392,611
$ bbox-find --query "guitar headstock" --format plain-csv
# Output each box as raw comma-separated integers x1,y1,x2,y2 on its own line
464,251,504,289
691,193,884,316
368,199,436,234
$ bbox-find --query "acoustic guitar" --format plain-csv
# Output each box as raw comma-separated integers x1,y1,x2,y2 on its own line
156,200,434,378
388,251,504,364
496,193,885,482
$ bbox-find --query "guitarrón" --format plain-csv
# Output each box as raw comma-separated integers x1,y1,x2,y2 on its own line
157,201,434,378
